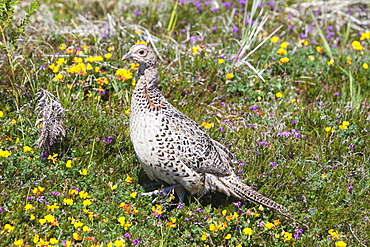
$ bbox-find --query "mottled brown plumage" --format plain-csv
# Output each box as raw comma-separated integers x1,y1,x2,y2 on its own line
123,44,287,213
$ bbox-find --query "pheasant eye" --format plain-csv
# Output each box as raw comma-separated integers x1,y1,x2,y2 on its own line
138,50,146,56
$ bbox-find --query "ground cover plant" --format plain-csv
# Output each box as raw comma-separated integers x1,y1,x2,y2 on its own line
0,0,369,246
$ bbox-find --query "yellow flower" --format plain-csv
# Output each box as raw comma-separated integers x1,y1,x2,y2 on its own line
316,46,323,53
0,150,12,157
33,186,45,194
94,56,104,62
13,239,24,246
327,59,334,66
114,240,125,247
346,57,352,64
116,68,133,81
279,57,290,64
4,224,15,231
363,63,368,69
270,36,279,43
243,227,253,235
108,46,115,52
59,43,66,50
192,46,200,55
224,234,231,240
125,175,133,183
23,146,32,152
47,203,59,212
125,108,131,115
39,218,47,225
308,55,315,61
226,73,234,80
130,192,137,198
280,41,288,48
325,126,334,133
79,190,90,199
283,231,292,241
63,198,74,205
351,40,363,50
131,63,139,70
65,240,72,247
218,58,225,64
303,40,309,46
73,220,84,228
30,214,36,220
50,238,59,244
104,53,112,59
24,203,34,211
201,122,214,129
201,233,207,241
73,232,81,240
79,169,88,175
135,40,147,45
33,234,39,243
66,160,72,168
277,48,287,55
0,111,3,117
276,92,283,98
264,222,274,229
83,199,92,206
335,241,347,247
82,45,89,52
44,214,55,223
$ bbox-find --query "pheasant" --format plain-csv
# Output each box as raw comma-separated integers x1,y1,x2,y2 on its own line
123,44,287,214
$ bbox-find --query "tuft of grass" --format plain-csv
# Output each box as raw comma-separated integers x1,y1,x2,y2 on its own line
0,0,369,246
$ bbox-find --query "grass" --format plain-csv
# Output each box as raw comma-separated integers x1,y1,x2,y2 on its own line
0,0,369,246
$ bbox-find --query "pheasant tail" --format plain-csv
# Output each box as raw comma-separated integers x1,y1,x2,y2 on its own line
216,176,287,212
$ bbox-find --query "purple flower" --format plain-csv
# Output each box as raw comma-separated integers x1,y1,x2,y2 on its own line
233,201,242,207
210,8,218,12
195,2,202,8
237,168,243,174
181,29,186,33
204,1,211,5
250,106,258,111
197,208,204,213
37,196,45,203
133,10,141,16
349,143,355,148
292,119,297,124
49,191,60,196
41,152,48,159
334,92,340,96
211,26,217,31
177,203,183,209
179,0,185,4
223,119,230,123
239,0,246,4
300,33,308,39
295,228,304,234
348,185,354,190
257,221,265,227
102,33,109,38
270,162,277,167
232,27,239,33
132,239,140,245
189,35,199,43
267,1,274,8
223,2,231,7
40,65,47,70
220,127,225,132
27,196,35,200
277,131,291,137
257,141,269,146
184,218,190,221
328,25,333,31
102,136,114,144
124,233,131,238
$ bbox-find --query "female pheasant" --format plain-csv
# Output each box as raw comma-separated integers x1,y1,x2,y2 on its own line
123,44,287,213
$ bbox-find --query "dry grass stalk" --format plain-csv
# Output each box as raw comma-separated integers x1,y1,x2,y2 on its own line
34,88,66,151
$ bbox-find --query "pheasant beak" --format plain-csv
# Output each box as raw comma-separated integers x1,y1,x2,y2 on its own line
122,52,132,60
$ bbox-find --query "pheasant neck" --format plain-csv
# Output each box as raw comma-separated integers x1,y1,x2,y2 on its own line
136,64,159,89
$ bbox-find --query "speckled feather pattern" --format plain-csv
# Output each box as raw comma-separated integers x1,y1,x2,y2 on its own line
127,44,287,213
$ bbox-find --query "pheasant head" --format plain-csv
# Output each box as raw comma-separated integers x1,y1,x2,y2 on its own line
123,44,157,68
